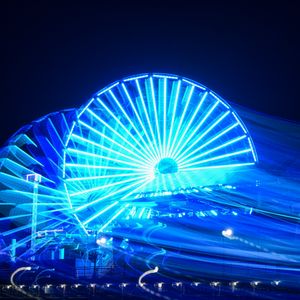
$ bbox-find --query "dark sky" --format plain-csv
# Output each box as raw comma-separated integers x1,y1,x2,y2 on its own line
1,1,299,145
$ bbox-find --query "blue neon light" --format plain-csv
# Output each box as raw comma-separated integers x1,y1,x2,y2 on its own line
0,74,264,260
2,75,300,291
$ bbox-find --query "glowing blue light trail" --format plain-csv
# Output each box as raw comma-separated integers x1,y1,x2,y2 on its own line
96,81,119,96
98,204,129,232
181,135,247,166
174,110,231,161
136,79,160,159
150,77,163,157
169,85,195,157
83,201,119,225
122,83,160,160
166,80,181,157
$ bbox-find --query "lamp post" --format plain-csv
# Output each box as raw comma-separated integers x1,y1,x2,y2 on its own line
26,173,42,260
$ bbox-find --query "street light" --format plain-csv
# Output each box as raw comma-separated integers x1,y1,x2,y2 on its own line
26,173,42,260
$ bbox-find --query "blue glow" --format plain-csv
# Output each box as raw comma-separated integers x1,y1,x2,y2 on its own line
98,204,129,232
123,74,149,82
177,122,239,164
209,91,230,109
146,209,152,219
138,207,146,219
136,79,160,159
169,85,195,157
173,99,221,159
78,120,152,165
121,83,159,160
232,111,247,134
210,210,218,216
182,78,206,90
70,133,148,166
153,74,178,79
150,77,163,157
170,91,208,158
181,162,255,171
247,137,258,162
82,201,119,225
4,73,300,293
166,80,181,157
163,78,167,157
174,110,231,161
181,149,252,168
181,135,247,166
96,81,119,96
109,90,157,162
77,97,94,118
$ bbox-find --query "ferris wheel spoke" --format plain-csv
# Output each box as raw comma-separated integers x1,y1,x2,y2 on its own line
1,218,50,237
69,174,150,197
47,118,65,146
46,137,63,161
149,77,163,157
86,108,153,165
63,152,87,191
170,91,208,158
180,135,248,167
166,80,181,157
78,122,94,180
74,176,153,213
163,78,167,157
173,99,219,160
122,83,160,161
0,214,31,221
78,120,151,165
176,120,238,164
65,172,149,182
97,91,153,161
247,137,258,162
169,85,195,157
87,106,144,156
98,204,129,233
40,207,74,214
136,79,161,160
178,122,240,164
64,122,79,179
66,148,150,169
46,137,82,188
120,175,154,200
181,148,252,169
181,162,255,172
70,134,150,167
82,201,119,225
65,163,149,172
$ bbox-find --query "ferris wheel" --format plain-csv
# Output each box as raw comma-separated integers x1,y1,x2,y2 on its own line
63,73,257,231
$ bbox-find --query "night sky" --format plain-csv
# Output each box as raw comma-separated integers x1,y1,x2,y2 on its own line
1,1,299,146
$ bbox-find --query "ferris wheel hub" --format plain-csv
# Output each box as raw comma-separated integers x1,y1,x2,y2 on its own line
156,158,178,174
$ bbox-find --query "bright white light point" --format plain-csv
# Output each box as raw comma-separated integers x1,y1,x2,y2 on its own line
192,282,200,287
231,281,239,287
222,228,233,238
96,237,107,245
211,281,220,287
251,281,260,286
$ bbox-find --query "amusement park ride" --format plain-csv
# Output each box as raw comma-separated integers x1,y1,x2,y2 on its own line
0,74,299,299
